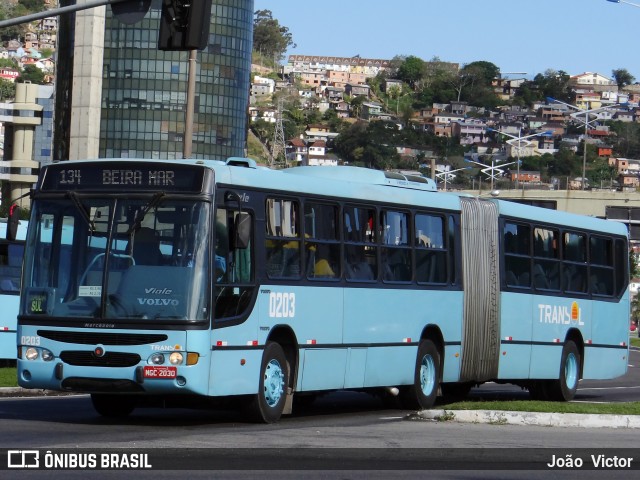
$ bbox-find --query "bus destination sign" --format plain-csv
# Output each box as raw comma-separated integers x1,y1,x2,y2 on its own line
40,163,206,192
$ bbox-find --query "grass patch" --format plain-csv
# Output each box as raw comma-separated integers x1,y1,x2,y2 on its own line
631,336,640,348
442,399,640,415
0,368,18,388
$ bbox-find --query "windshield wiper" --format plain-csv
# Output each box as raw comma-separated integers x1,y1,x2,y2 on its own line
67,191,96,232
127,192,166,235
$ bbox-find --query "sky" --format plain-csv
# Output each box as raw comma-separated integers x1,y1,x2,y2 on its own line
253,0,640,80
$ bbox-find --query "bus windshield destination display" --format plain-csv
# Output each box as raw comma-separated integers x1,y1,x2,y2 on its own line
41,164,205,192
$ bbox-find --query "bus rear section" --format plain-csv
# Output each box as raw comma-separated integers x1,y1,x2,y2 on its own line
457,198,630,401
0,219,26,362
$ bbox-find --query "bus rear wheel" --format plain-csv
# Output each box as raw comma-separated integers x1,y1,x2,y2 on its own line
91,394,138,417
546,340,581,401
247,342,289,423
400,339,440,410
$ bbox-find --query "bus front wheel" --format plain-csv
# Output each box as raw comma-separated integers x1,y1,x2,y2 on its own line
546,340,581,401
400,339,440,410
247,342,289,423
91,394,137,417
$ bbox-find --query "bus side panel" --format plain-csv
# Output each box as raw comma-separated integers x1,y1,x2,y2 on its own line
364,345,415,387
582,345,628,379
344,347,367,388
258,286,345,393
344,288,414,387
436,292,464,383
582,297,629,380
299,348,348,390
529,295,591,379
0,295,19,360
343,289,463,386
497,292,533,379
209,349,263,396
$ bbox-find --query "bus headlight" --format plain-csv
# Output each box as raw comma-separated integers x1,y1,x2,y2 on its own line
25,347,38,361
149,353,165,365
169,352,183,365
41,349,54,362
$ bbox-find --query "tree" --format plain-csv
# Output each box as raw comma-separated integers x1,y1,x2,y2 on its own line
588,157,617,187
253,9,296,64
16,64,45,84
454,61,501,107
397,55,425,91
349,95,365,119
0,78,16,101
531,69,572,103
612,68,635,89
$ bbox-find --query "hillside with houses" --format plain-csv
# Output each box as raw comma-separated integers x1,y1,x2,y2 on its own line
250,55,640,191
0,0,57,95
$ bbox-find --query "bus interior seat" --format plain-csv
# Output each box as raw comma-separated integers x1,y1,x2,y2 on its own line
130,227,163,266
505,270,518,286
7,244,24,267
533,264,549,289
1,278,18,293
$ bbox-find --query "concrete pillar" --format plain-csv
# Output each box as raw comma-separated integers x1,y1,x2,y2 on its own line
69,3,105,160
0,82,42,209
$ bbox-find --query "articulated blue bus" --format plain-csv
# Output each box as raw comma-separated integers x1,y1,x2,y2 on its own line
0,219,27,362
17,159,629,422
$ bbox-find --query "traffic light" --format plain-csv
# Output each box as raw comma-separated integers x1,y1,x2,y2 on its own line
158,0,213,51
7,204,19,241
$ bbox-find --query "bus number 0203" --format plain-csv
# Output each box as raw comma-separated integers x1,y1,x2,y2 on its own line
269,292,295,318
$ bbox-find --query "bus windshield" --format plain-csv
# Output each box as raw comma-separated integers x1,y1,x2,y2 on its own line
22,196,211,323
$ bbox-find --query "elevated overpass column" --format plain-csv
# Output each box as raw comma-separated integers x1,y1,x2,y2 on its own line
0,82,42,209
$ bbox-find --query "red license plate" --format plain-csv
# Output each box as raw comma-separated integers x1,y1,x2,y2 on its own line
143,366,177,379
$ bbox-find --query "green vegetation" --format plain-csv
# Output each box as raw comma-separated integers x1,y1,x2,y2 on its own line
441,399,640,416
630,336,640,348
0,0,46,42
0,368,18,388
253,9,296,64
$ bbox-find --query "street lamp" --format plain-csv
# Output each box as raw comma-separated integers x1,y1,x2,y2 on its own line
606,0,640,8
434,166,471,191
487,128,553,189
547,97,621,190
465,155,517,191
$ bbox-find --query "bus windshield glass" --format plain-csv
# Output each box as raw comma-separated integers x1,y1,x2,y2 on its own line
22,196,211,323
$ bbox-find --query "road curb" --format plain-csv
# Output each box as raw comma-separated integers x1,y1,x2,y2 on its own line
0,387,78,397
415,409,640,428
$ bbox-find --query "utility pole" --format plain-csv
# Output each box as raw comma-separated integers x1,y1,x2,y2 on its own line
271,98,286,168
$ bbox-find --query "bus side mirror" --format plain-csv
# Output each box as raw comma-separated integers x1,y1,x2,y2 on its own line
232,212,251,250
7,204,20,241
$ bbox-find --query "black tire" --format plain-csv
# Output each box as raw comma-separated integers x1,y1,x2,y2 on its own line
400,339,440,410
545,340,581,401
527,381,550,401
246,342,289,423
91,394,138,417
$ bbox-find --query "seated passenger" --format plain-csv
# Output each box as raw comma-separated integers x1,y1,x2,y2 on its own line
345,247,374,280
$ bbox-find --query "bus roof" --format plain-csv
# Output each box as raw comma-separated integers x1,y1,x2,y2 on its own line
41,159,628,236
489,198,628,236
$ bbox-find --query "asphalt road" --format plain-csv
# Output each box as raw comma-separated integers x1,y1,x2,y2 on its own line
0,347,637,479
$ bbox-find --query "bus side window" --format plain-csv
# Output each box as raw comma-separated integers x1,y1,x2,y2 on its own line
265,198,300,279
215,208,255,320
503,222,530,288
415,213,447,285
344,205,377,282
563,231,588,294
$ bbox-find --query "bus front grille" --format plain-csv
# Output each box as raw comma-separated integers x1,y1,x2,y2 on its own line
60,351,141,367
38,330,168,346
